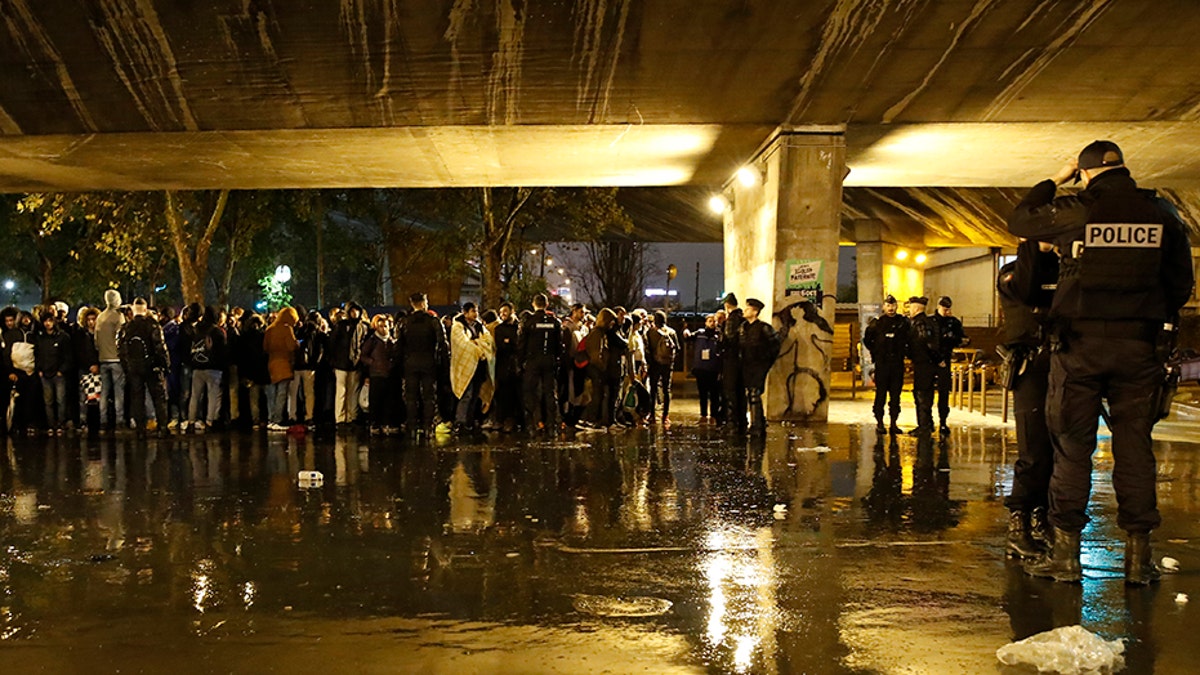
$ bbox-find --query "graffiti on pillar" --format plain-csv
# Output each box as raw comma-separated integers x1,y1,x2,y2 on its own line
773,297,835,417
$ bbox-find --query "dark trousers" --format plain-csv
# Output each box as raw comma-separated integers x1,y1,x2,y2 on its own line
722,362,746,429
369,374,391,427
524,360,559,429
127,370,167,427
584,366,617,427
494,370,521,424
696,371,720,417
1005,350,1055,512
648,362,672,418
934,361,953,424
1046,332,1162,533
911,363,936,432
872,360,904,422
405,367,437,428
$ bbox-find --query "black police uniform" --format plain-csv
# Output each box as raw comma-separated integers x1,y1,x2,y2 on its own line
1009,167,1194,541
492,317,521,428
862,308,909,432
722,307,747,432
932,306,967,431
739,317,780,435
906,307,940,434
398,310,447,430
118,314,170,434
518,309,563,430
997,241,1060,558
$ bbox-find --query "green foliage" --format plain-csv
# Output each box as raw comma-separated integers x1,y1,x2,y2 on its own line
258,272,293,311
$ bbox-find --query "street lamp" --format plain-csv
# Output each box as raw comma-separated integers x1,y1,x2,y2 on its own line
274,265,292,283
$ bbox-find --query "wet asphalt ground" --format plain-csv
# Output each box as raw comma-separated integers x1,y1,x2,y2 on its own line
1,400,1197,674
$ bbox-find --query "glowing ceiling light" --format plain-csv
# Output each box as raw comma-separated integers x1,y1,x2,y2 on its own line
735,165,760,187
708,195,730,215
895,249,909,261
915,253,928,264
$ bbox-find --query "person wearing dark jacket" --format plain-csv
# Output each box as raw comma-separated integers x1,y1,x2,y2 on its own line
581,308,627,430
905,297,939,436
645,311,680,428
1009,140,1195,585
35,311,74,433
862,295,909,434
118,298,169,437
721,294,747,433
289,311,326,427
932,296,968,435
237,313,268,428
399,294,447,435
684,314,722,423
739,298,780,437
330,302,368,425
360,314,397,434
187,306,227,432
490,302,521,432
170,303,200,430
998,240,1060,560
518,294,563,432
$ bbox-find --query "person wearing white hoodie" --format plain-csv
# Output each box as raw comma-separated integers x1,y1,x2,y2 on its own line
95,289,126,431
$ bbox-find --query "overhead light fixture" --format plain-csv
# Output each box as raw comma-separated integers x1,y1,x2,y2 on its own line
735,165,760,187
708,194,730,215
895,249,909,261
915,252,928,265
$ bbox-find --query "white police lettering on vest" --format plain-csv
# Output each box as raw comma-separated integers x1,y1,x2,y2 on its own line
1085,223,1163,248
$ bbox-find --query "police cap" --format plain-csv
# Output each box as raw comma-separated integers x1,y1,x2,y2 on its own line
883,295,897,305
938,296,952,308
907,296,928,306
746,298,765,311
1078,140,1123,170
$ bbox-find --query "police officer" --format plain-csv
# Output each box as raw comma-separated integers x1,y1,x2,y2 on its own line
518,293,563,433
932,296,968,436
906,296,939,435
862,295,909,434
1010,140,1194,584
739,298,781,437
998,239,1059,559
721,293,747,434
397,292,448,437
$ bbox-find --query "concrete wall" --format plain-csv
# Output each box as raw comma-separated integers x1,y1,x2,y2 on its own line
723,150,781,313
922,247,997,327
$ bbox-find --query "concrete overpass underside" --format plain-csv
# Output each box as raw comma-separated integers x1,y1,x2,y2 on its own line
4,1,1200,199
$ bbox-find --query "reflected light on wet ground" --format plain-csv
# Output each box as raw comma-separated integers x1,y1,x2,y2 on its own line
0,416,1198,673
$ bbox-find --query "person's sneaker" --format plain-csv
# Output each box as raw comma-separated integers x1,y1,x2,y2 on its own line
193,421,206,433
167,419,179,430
267,422,286,432
146,419,158,432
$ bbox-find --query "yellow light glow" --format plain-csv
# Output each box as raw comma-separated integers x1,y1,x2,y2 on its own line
895,249,909,261
915,253,927,264
708,195,730,214
735,166,760,187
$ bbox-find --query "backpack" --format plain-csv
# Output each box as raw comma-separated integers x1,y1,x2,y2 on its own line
190,330,213,366
652,328,676,366
125,335,149,370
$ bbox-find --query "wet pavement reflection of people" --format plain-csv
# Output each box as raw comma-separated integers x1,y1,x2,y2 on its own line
0,422,1197,673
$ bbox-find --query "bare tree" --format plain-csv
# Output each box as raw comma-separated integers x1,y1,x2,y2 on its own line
576,239,657,310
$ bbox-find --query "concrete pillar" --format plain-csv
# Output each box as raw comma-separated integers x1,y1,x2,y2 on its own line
723,131,845,422
854,220,884,386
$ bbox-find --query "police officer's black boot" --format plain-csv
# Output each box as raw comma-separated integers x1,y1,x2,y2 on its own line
938,416,950,437
1006,510,1041,559
875,416,886,434
1024,527,1082,583
1029,507,1052,550
888,415,901,435
1124,531,1161,586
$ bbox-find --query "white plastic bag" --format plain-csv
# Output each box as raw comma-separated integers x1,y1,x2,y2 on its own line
358,380,370,412
996,625,1124,674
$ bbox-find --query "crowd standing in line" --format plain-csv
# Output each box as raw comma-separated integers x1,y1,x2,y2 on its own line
0,289,783,440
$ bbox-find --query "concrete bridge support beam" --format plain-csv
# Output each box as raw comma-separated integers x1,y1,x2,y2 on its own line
723,131,845,423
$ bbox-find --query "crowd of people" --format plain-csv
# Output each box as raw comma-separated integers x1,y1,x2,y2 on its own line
0,288,783,439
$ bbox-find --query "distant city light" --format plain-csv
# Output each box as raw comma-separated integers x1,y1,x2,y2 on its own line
273,265,292,283
556,267,565,275
708,195,729,215
2,280,13,291
645,288,679,297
